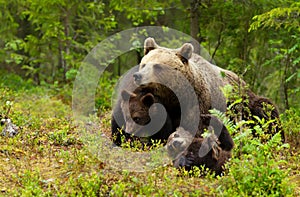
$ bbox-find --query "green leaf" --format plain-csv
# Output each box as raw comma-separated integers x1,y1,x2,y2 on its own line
293,56,300,65
285,73,297,83
220,71,226,78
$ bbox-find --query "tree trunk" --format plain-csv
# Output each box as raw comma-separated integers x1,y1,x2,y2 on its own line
190,0,201,54
283,54,290,110
58,41,65,82
62,13,70,83
33,63,40,85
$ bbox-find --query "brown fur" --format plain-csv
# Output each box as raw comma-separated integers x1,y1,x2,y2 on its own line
247,92,284,141
112,38,284,172
111,65,181,146
111,65,139,146
120,88,174,142
166,124,232,176
134,38,284,141
134,38,245,136
227,87,285,142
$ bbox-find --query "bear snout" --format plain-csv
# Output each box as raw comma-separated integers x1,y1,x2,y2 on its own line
133,72,142,84
172,140,184,149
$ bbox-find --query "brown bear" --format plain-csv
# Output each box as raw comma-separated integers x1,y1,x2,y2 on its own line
111,65,139,146
119,89,234,174
111,64,180,146
132,38,243,139
134,37,244,114
241,92,284,142
224,84,285,142
166,114,234,175
118,86,234,174
120,89,174,142
133,37,284,141
111,38,283,173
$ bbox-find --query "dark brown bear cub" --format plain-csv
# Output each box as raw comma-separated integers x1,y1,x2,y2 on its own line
166,114,234,176
111,65,139,146
120,89,173,143
111,65,181,146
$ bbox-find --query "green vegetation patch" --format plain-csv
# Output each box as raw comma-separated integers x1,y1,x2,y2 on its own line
0,72,299,196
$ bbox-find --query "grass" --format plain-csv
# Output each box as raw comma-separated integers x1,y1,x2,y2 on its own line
0,72,299,196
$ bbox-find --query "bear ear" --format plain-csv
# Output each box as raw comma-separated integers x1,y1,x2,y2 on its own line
141,93,155,107
144,37,158,55
121,90,136,101
177,43,194,64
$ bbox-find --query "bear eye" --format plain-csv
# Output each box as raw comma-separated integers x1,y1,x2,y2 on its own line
153,64,162,70
140,64,146,69
133,117,141,123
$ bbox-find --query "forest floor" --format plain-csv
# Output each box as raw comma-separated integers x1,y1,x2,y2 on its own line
0,74,299,196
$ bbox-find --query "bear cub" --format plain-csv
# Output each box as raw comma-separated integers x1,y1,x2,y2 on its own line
111,65,181,146
166,114,234,175
120,88,174,144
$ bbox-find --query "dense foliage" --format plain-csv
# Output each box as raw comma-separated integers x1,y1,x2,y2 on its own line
1,0,299,110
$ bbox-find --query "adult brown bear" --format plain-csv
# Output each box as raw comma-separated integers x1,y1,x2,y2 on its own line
111,38,237,145
132,37,284,142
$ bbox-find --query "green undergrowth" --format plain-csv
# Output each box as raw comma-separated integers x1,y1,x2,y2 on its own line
0,72,299,196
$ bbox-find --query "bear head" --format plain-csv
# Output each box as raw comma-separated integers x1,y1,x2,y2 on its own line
120,89,172,139
166,114,234,161
133,37,194,86
166,119,233,175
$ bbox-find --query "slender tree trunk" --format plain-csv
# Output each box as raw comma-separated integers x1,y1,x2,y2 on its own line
58,41,65,81
283,54,290,110
33,47,41,85
210,24,223,62
33,63,40,85
243,21,249,69
190,0,199,40
190,0,200,54
62,13,70,83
